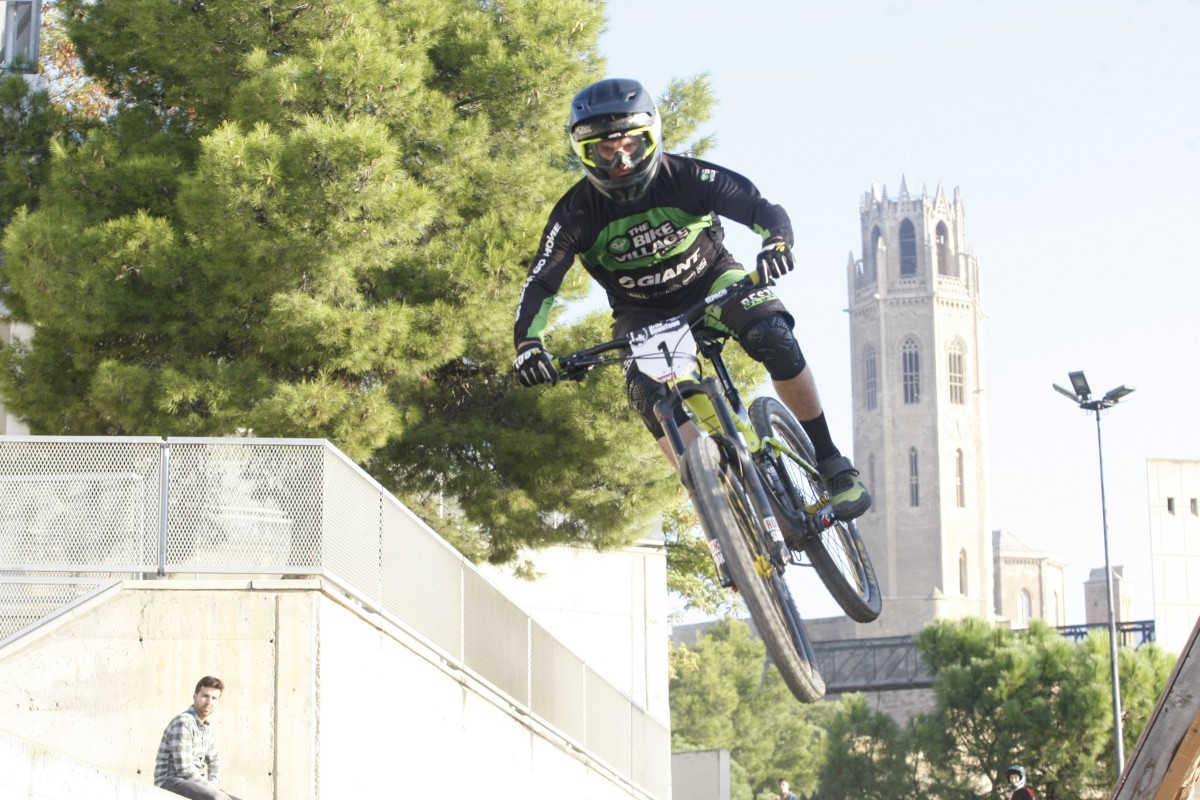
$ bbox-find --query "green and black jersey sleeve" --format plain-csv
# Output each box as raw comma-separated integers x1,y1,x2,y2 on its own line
513,154,793,347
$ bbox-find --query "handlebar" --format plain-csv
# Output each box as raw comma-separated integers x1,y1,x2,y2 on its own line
553,271,766,382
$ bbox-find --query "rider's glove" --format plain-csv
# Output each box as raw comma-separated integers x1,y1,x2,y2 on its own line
756,238,796,284
513,341,559,387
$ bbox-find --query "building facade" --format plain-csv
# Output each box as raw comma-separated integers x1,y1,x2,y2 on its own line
847,179,993,636
1147,458,1200,653
993,529,1068,627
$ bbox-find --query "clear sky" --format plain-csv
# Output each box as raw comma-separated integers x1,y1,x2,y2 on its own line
597,0,1200,623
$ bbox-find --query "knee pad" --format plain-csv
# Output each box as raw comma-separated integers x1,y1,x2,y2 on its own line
626,370,689,439
739,314,807,380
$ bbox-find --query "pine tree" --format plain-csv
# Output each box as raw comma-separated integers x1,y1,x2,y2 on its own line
0,0,719,562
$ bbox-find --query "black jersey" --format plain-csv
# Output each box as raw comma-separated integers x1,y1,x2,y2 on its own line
513,154,793,346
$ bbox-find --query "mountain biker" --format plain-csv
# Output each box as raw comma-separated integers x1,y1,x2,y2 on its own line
511,77,871,521
1005,765,1035,800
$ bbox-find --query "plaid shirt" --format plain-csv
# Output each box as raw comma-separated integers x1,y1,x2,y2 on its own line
154,706,221,787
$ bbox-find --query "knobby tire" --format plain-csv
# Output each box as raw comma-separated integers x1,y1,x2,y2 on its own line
749,397,883,623
682,436,825,703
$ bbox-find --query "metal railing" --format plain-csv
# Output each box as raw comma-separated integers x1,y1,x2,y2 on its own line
0,435,668,799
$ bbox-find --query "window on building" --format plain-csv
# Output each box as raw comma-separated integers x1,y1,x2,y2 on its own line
899,219,917,276
1017,590,1032,627
909,447,919,507
948,340,965,404
959,549,968,595
955,449,966,507
1168,497,1176,514
870,226,882,282
935,221,954,276
1,1,39,73
864,346,877,410
1191,498,1198,516
902,338,920,403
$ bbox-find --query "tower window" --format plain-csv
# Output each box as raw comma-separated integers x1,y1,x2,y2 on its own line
959,549,968,595
1168,497,1175,515
948,340,965,405
1192,498,1198,516
902,338,921,404
870,226,882,282
936,221,955,276
899,219,917,276
909,447,919,507
956,449,966,507
1017,590,1032,627
864,346,877,410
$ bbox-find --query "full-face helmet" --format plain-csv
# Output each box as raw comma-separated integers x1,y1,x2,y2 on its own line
568,78,663,204
1006,765,1027,791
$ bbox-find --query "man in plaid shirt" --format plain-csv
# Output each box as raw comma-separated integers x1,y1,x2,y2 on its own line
154,675,245,800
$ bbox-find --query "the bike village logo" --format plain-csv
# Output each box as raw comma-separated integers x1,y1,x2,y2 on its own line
607,218,690,263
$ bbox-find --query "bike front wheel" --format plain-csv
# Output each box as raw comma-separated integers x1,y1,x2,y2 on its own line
681,436,825,703
749,396,882,623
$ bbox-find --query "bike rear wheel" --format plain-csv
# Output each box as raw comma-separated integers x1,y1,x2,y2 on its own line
681,436,825,703
749,396,882,623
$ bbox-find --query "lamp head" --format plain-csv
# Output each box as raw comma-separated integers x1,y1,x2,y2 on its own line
1068,370,1091,399
1053,383,1080,402
1104,385,1135,403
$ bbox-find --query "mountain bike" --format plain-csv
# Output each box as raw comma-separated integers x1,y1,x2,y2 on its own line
555,272,881,703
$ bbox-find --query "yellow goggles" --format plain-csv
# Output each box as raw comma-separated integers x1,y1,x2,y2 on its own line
574,126,659,170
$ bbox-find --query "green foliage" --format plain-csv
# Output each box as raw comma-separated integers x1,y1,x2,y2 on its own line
0,0,723,562
905,619,1175,799
818,693,915,799
670,620,829,797
0,76,63,227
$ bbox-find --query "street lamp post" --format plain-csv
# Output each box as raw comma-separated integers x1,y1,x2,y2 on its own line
1053,370,1135,780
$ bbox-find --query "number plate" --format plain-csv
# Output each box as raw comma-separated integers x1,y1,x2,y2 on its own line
628,316,698,383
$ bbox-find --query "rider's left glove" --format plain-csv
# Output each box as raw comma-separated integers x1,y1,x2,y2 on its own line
513,341,560,387
756,238,796,284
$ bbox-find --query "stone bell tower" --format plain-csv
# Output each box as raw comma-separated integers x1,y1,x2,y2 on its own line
847,178,992,636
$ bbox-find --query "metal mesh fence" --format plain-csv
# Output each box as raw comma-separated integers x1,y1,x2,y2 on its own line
0,436,668,797
166,439,324,573
0,577,115,641
0,436,161,572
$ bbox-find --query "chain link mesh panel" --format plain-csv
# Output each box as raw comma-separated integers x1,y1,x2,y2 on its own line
0,578,111,640
632,705,670,798
165,439,324,572
0,437,161,572
585,665,634,776
464,569,531,706
531,622,586,746
320,448,381,603
380,497,464,661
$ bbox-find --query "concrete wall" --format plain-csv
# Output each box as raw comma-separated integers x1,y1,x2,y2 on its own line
0,579,662,799
671,750,730,800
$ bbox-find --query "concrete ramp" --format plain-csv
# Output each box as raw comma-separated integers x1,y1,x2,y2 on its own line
1112,615,1200,800
0,578,664,799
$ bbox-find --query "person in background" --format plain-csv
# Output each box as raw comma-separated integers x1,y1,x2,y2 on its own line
778,777,799,800
154,675,246,800
1006,764,1036,800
